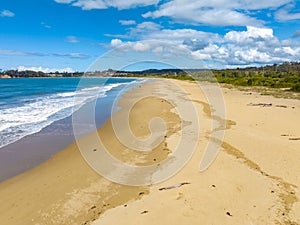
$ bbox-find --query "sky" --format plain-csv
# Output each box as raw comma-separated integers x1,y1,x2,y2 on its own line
1,0,300,72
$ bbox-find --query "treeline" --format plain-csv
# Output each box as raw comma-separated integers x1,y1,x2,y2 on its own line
212,62,300,92
0,70,84,78
127,62,300,92
1,62,299,92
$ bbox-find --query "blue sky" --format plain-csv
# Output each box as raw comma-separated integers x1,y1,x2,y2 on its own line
1,0,300,72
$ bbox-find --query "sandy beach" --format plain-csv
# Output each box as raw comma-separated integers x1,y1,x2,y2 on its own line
0,79,299,225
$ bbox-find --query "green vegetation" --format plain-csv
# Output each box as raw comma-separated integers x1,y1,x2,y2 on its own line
212,62,300,92
123,72,195,81
0,69,84,78
119,62,300,93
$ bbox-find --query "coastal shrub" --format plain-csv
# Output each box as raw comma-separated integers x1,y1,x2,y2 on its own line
291,83,300,92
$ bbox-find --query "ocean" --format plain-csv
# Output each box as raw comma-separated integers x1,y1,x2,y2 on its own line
0,77,145,181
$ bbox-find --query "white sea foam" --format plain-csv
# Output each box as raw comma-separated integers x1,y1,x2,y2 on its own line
0,81,135,148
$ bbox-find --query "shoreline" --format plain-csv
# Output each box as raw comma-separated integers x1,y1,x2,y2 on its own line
0,115,76,182
0,79,299,224
0,78,176,224
0,77,144,182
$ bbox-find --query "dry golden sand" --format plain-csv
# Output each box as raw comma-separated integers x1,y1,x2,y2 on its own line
0,79,299,225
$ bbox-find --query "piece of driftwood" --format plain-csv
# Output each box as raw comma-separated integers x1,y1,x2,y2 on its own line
158,182,190,191
289,138,300,141
275,105,288,108
247,103,272,107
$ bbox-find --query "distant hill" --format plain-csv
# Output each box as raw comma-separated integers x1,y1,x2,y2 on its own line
1,61,299,80
119,68,186,75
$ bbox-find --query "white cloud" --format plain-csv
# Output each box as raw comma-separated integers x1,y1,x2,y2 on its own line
54,0,74,3
279,47,300,56
0,10,15,17
41,21,52,29
53,53,89,59
224,26,274,43
275,5,300,21
191,51,212,61
132,42,150,52
234,49,272,63
133,22,161,32
143,0,293,26
115,24,300,67
111,39,123,47
0,50,30,56
152,46,163,54
0,50,44,56
115,41,151,52
119,20,136,25
108,0,159,10
17,66,74,73
109,22,221,54
231,0,291,10
128,22,162,38
55,0,160,10
66,36,80,43
149,28,220,43
72,0,106,9
52,0,299,72
144,6,261,26
125,22,220,44
189,26,300,65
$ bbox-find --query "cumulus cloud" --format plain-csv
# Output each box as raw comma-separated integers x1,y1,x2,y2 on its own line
55,0,160,10
152,46,163,54
119,20,136,25
132,42,150,52
224,26,274,43
191,44,273,65
110,23,300,67
66,36,80,43
0,10,15,17
108,22,221,54
110,39,123,47
183,39,209,51
17,66,74,73
190,26,300,65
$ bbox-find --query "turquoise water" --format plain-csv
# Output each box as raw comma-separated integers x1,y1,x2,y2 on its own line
0,77,141,148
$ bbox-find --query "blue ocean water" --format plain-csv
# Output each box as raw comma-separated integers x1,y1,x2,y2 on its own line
0,77,142,149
